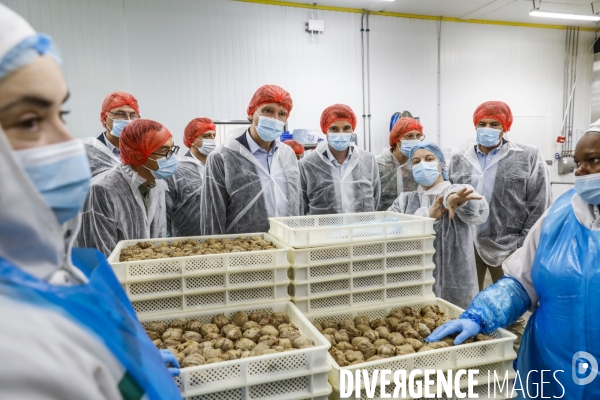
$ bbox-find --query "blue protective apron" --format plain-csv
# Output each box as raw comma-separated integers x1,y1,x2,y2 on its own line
0,248,181,400
517,190,600,399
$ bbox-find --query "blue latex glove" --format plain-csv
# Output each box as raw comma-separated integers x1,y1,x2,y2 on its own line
425,319,481,345
159,349,181,377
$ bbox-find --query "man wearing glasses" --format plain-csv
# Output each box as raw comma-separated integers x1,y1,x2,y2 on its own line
83,91,140,176
376,117,422,210
77,119,178,257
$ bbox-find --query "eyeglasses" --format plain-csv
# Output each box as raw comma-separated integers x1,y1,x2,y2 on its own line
402,133,425,141
109,111,140,120
152,145,180,159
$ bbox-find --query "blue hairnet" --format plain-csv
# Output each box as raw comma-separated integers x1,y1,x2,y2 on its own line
0,34,61,81
409,141,449,181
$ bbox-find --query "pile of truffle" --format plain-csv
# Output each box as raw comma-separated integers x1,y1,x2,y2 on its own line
119,237,277,262
313,305,492,366
146,310,314,368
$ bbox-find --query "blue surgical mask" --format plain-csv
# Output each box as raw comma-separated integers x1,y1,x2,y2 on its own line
145,156,179,180
328,133,353,151
108,117,131,138
198,139,216,156
400,140,420,156
476,127,502,147
412,161,441,186
254,116,285,142
15,140,92,224
574,172,600,205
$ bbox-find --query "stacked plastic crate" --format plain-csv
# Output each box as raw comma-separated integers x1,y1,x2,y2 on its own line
108,232,332,400
268,212,517,400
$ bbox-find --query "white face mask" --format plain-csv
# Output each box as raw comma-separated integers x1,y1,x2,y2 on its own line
197,139,216,156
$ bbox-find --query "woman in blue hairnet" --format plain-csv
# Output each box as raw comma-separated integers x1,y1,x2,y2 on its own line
428,124,600,398
388,142,489,309
0,4,180,399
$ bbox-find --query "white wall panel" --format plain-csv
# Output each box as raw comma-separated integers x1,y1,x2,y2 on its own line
1,0,593,158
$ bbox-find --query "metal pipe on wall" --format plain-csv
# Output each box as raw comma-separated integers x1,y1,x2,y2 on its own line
437,17,442,145
366,12,372,153
360,12,366,150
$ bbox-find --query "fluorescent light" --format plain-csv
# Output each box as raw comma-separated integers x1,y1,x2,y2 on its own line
529,9,600,22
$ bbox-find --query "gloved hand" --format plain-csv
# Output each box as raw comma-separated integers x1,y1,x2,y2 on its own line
425,319,481,345
159,349,181,377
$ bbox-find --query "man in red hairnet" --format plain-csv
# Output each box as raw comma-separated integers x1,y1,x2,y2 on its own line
166,118,216,237
376,117,421,210
283,139,305,160
77,119,179,256
83,91,141,176
448,101,550,351
199,84,301,235
300,104,380,215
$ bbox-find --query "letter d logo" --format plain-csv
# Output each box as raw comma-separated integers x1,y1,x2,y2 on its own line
572,351,598,385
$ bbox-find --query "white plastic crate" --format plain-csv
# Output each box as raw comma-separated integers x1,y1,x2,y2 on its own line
185,382,332,400
138,301,331,399
292,281,436,314
304,298,517,391
107,233,291,315
329,374,517,400
290,239,436,284
269,212,434,248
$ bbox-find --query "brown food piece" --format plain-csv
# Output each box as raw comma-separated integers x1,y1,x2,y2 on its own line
364,330,379,343
356,324,372,334
395,322,412,333
373,339,389,350
215,338,234,352
258,335,278,347
271,312,290,324
271,345,284,352
422,311,440,322
288,331,302,342
415,323,431,338
375,327,391,340
248,311,268,322
186,320,202,333
338,319,355,330
267,317,281,328
163,338,180,348
421,318,436,332
258,317,271,326
436,316,452,328
385,317,400,332
395,344,415,356
401,316,416,324
357,341,376,359
335,342,354,352
243,328,261,343
241,350,251,358
345,350,364,363
279,338,293,350
202,348,223,359
345,327,362,340
321,319,338,330
418,345,434,353
162,328,183,342
226,327,242,342
404,338,424,351
428,342,449,350
259,325,279,337
323,328,338,336
205,357,223,364
440,337,455,347
181,341,202,356
366,355,385,362
352,336,370,348
221,324,237,336
278,323,297,332
323,334,336,346
137,241,153,249
475,333,493,342
199,341,214,351
181,353,206,367
292,336,313,348
403,328,422,340
235,338,256,351
334,331,350,343
182,331,202,343
312,322,323,332
231,311,248,327
242,321,261,331
402,306,419,318
249,343,270,356
146,321,167,336
388,310,404,321
212,314,231,330
152,339,164,349
332,350,349,367
262,349,278,355
169,319,187,330
200,324,219,337
203,332,222,342
370,319,388,330
378,344,396,357
225,349,242,360
420,305,435,316
388,332,406,346
146,331,160,341
354,316,370,327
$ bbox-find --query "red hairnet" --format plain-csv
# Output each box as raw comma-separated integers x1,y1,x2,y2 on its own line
183,118,216,148
100,92,140,128
389,118,423,148
283,140,305,155
247,84,293,118
320,104,357,134
473,101,513,132
120,119,172,166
